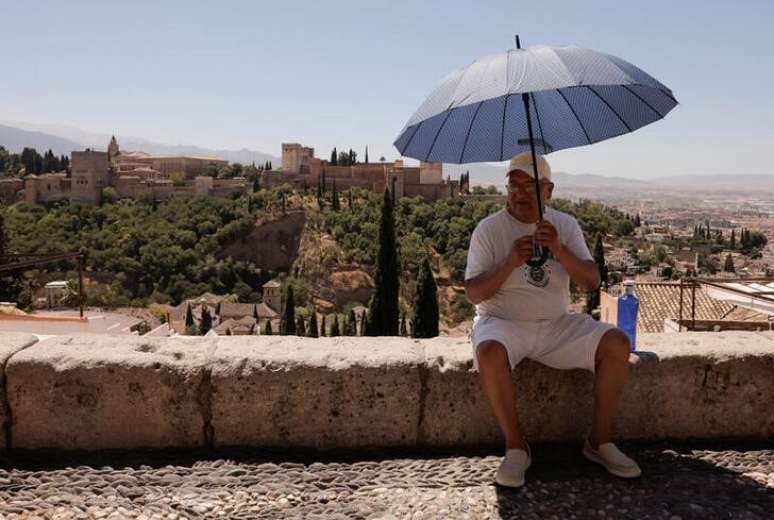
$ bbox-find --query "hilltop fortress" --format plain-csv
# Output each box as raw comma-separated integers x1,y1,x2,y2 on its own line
264,143,459,202
22,137,245,206
12,138,461,206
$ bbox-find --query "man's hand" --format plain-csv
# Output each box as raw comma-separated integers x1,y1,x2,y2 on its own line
507,235,535,268
535,221,562,255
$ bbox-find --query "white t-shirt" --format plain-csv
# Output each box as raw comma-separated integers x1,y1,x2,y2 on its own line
465,207,593,321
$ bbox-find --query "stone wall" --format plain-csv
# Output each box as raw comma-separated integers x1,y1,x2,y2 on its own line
0,332,772,452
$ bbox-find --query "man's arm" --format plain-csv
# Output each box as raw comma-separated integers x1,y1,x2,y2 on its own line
465,258,518,305
552,245,601,292
465,235,534,304
535,221,600,291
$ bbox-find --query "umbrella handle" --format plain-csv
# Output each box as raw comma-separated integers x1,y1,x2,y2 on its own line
526,244,550,268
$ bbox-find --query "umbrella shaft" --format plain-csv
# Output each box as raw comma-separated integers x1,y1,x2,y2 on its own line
521,93,544,220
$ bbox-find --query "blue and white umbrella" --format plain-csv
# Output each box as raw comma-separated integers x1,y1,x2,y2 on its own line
394,37,677,265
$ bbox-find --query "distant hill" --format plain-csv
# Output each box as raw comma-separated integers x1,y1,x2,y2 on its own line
0,121,281,166
444,161,650,189
0,124,83,156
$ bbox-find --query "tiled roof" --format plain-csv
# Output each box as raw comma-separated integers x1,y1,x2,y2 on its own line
255,302,279,319
220,303,256,319
628,282,736,333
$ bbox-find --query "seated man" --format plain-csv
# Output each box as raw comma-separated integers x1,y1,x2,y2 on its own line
464,151,640,488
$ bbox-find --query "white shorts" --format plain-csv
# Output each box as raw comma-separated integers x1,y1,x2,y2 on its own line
470,313,617,373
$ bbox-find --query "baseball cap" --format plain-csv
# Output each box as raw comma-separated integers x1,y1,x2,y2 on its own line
506,151,551,181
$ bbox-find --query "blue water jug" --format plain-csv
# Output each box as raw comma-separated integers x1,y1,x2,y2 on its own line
617,281,639,351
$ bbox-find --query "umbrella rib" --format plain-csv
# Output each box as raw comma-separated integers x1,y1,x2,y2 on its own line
459,101,484,163
621,85,664,118
586,86,632,133
530,92,546,153
424,109,454,162
556,89,592,145
400,121,423,156
499,94,511,161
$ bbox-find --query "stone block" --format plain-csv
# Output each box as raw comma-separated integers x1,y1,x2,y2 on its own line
420,337,593,447
210,336,424,449
618,332,774,439
6,334,215,450
0,333,37,450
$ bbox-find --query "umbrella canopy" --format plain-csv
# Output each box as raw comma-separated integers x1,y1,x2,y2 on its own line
394,44,677,163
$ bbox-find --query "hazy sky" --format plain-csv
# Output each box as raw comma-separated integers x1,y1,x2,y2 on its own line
1,0,772,178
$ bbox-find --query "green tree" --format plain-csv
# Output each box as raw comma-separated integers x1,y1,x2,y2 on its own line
730,228,736,249
399,313,407,336
365,146,369,164
634,213,641,227
200,306,212,335
281,284,296,335
330,147,337,165
366,188,400,335
307,311,319,338
411,256,439,338
724,253,735,273
263,320,273,335
320,315,327,337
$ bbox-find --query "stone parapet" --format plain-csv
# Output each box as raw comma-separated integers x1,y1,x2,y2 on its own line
1,332,772,451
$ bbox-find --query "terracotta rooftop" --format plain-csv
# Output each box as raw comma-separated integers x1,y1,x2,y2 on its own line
615,282,769,333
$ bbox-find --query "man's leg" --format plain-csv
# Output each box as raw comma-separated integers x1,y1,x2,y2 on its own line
590,329,631,449
477,340,527,450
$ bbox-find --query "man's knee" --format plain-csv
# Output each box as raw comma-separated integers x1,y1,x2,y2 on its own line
477,340,509,368
596,329,631,364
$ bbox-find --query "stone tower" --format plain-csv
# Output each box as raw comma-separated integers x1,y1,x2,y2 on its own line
262,280,282,313
108,136,120,162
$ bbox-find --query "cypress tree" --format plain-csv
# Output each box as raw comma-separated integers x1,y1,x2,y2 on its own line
225,328,232,336
253,176,260,192
365,146,369,164
634,213,641,227
399,313,407,337
724,254,735,273
331,147,337,165
0,212,5,258
320,315,327,337
185,303,194,328
281,285,296,335
584,234,607,315
411,256,439,338
200,306,212,335
366,188,400,335
331,179,339,211
346,308,357,336
253,304,259,320
593,234,609,286
317,177,324,207
730,229,736,249
330,315,340,336
264,320,273,335
348,189,354,211
307,311,319,338
296,315,306,336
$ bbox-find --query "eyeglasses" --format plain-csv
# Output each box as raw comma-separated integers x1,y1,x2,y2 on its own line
505,181,551,194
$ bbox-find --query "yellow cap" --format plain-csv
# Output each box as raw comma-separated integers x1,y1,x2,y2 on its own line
506,151,551,181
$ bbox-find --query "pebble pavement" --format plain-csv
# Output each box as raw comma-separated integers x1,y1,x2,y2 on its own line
0,441,772,519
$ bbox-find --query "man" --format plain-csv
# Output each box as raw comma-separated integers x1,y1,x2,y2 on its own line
465,151,640,488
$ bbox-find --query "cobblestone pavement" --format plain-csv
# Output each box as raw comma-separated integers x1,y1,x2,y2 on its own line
0,441,772,519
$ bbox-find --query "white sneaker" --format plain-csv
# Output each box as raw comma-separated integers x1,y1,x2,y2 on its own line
582,438,642,478
495,445,531,488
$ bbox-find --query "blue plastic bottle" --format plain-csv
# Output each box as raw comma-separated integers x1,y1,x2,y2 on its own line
617,281,639,352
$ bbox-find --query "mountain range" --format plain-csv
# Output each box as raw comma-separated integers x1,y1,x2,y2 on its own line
0,121,280,166
2,121,772,190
